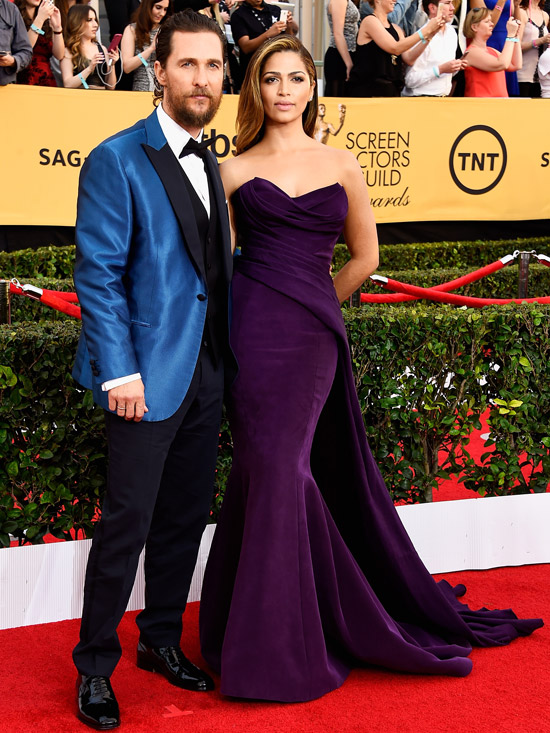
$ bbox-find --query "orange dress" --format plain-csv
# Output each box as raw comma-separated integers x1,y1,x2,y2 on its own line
465,47,508,97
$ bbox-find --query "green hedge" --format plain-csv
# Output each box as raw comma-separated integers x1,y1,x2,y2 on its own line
0,322,105,547
2,305,549,546
346,304,550,504
0,246,75,279
333,237,550,272
3,237,549,281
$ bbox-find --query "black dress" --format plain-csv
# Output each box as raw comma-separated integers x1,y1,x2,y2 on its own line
348,23,404,97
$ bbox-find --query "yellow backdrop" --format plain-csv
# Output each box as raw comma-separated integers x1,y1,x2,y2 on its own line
2,85,549,226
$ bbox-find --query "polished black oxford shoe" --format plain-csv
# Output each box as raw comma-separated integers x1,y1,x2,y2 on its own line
137,641,215,692
76,674,120,730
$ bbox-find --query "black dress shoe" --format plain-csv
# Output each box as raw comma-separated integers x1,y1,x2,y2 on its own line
76,675,120,730
137,641,214,691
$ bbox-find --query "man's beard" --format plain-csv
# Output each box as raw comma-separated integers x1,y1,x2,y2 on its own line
168,87,222,129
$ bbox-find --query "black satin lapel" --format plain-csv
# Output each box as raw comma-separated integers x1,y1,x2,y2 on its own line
142,143,206,282
204,151,233,281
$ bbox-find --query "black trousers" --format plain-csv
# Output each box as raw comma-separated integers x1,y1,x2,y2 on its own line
73,346,224,677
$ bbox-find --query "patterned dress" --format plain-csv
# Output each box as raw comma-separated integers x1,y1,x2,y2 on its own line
132,26,157,92
324,0,360,96
17,31,57,86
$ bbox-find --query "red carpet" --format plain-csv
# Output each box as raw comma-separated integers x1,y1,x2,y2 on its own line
1,564,548,733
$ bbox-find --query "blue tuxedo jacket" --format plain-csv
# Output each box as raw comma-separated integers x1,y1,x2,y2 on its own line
72,110,233,421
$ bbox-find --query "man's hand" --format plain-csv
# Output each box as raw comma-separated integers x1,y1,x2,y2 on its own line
0,54,15,67
439,58,465,74
108,379,148,422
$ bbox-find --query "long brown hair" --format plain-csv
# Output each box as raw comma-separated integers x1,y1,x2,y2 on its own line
132,0,172,52
236,36,318,156
15,0,52,40
65,4,98,69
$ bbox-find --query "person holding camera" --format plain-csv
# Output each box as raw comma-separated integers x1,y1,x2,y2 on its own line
348,0,444,97
518,0,549,97
402,0,465,97
120,0,171,91
230,0,298,79
61,4,119,89
15,0,65,86
0,0,32,85
463,8,522,97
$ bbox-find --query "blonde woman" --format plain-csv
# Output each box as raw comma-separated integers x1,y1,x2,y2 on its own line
463,7,522,97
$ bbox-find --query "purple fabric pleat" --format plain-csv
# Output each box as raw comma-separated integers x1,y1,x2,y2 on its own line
199,178,543,702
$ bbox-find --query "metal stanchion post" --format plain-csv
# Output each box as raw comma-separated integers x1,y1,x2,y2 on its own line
517,252,531,299
0,280,10,325
349,288,361,307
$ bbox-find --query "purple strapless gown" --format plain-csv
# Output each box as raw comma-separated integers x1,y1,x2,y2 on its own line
199,178,542,702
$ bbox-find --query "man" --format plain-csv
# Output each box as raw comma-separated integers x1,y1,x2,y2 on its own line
230,0,298,79
72,11,233,730
0,0,32,85
402,0,464,97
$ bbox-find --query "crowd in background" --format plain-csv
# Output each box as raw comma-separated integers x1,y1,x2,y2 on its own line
1,0,549,96
326,0,549,96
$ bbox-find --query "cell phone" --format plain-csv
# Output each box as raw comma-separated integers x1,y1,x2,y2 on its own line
279,9,289,23
107,34,122,54
0,52,9,57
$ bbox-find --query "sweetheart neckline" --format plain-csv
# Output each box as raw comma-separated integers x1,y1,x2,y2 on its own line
236,177,345,201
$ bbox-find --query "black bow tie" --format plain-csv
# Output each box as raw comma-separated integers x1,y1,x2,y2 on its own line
179,137,214,159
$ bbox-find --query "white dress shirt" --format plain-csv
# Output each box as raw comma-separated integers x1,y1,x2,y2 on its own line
402,23,458,97
101,104,210,392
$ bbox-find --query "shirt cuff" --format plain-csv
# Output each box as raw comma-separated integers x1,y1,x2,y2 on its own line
101,373,142,392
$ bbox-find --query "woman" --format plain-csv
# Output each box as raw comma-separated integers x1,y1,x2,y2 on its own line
15,0,65,86
518,0,549,97
198,35,542,703
60,4,118,89
324,0,360,96
348,0,443,96
463,8,522,97
120,0,171,91
470,0,522,95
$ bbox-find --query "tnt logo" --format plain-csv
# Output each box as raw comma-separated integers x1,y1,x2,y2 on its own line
449,125,507,195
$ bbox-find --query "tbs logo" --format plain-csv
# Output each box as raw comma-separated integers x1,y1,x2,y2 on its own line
449,125,507,195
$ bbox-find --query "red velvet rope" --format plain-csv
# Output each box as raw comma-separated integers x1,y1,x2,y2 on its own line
40,289,79,302
39,292,82,319
361,259,506,304
371,277,550,307
8,281,82,319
